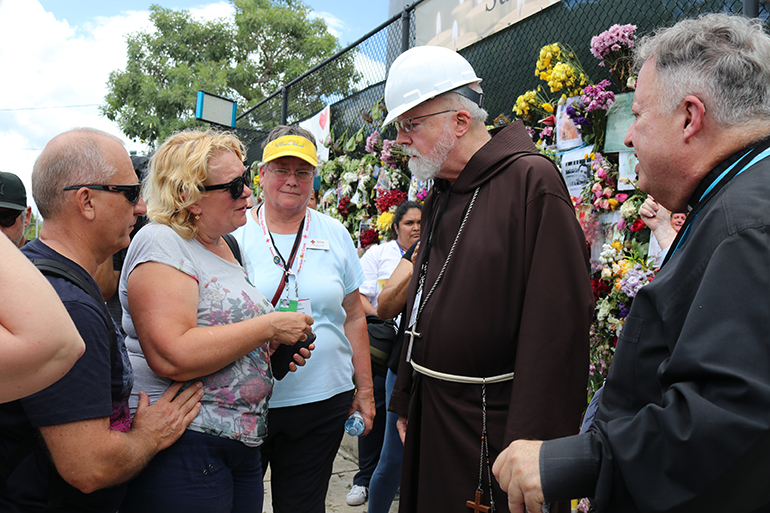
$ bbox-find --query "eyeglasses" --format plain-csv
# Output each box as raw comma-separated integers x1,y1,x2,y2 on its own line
267,167,315,183
62,183,142,204
0,209,23,228
202,170,250,200
393,110,458,133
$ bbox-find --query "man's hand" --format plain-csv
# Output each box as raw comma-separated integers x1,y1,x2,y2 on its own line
492,440,545,513
132,381,203,452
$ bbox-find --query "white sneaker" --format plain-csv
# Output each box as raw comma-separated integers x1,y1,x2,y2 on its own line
346,484,368,506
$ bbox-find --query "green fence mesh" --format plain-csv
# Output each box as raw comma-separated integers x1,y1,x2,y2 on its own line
234,0,769,163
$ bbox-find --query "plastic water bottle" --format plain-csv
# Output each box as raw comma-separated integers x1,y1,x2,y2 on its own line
344,411,365,436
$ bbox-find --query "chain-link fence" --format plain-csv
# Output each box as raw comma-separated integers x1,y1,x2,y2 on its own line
234,0,769,164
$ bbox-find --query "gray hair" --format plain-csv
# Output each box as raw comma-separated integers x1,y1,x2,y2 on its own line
32,128,123,219
444,82,488,125
634,13,770,127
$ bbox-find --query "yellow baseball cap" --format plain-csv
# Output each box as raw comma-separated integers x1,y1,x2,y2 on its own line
262,135,318,167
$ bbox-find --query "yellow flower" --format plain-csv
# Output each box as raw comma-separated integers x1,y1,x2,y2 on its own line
376,212,395,233
611,241,623,252
513,90,538,117
542,102,554,113
608,198,619,210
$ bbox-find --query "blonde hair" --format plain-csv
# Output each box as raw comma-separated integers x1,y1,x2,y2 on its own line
144,129,246,240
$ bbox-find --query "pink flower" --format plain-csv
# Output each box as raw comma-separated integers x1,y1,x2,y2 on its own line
615,193,629,203
597,169,608,180
603,187,613,198
592,183,603,194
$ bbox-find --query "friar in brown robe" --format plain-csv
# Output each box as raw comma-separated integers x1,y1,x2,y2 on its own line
389,117,594,512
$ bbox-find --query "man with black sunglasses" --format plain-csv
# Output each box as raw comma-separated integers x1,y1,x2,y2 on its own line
0,128,203,512
0,171,32,248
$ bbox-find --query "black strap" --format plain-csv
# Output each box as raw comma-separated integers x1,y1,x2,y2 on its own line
222,233,243,265
31,259,117,368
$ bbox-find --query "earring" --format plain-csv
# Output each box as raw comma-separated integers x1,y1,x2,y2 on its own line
194,214,200,221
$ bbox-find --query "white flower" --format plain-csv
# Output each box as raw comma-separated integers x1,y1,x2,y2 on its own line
620,200,637,219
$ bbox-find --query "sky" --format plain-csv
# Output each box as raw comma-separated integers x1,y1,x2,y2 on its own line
0,0,388,215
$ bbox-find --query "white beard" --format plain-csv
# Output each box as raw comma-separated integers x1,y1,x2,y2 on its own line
405,124,455,181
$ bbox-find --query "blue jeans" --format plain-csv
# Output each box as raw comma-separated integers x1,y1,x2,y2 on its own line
366,369,404,513
354,373,387,487
120,429,263,513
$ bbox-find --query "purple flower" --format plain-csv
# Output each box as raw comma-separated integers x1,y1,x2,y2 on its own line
591,24,637,60
525,125,536,140
582,80,615,112
365,130,380,153
619,264,655,297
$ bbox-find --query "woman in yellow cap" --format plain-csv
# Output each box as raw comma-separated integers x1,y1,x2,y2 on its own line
233,125,375,513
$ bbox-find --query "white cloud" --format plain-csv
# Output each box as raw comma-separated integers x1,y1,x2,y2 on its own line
0,0,234,213
312,10,345,40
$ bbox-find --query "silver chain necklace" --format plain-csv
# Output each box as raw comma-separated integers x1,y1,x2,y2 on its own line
414,186,480,322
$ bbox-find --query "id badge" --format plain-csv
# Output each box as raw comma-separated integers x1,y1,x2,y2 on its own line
277,298,299,312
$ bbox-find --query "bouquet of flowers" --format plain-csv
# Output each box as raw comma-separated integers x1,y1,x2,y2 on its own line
587,238,655,399
318,102,415,248
566,80,615,147
590,24,638,91
581,152,629,212
535,43,588,98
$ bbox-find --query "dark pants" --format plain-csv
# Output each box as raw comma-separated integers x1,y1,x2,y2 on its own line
120,430,263,513
261,390,354,513
353,372,387,487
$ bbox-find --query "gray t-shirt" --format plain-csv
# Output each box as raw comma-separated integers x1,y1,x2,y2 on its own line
119,223,274,445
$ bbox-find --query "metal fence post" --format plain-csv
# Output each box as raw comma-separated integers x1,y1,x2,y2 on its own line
281,86,288,125
744,0,759,17
401,8,410,53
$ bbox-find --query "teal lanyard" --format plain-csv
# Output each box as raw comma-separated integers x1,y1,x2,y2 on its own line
665,146,770,263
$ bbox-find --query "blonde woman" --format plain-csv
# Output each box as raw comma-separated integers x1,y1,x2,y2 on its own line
119,130,314,513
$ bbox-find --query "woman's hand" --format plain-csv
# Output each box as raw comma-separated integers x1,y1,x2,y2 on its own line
266,311,314,345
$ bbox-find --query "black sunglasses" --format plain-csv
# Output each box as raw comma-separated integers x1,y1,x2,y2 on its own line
202,170,250,200
0,209,23,228
62,183,142,204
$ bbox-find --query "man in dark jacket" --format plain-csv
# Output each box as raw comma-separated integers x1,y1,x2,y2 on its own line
494,13,770,513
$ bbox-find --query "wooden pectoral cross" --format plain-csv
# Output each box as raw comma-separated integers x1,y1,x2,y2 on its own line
467,489,491,513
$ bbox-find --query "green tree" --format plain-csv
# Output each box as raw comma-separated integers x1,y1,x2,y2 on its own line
101,0,358,148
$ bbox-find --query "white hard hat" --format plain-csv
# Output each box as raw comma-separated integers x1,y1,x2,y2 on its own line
383,45,483,126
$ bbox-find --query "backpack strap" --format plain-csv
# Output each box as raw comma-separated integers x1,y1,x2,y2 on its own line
223,233,243,266
31,259,117,368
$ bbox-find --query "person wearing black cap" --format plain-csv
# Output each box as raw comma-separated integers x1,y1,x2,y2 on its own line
0,171,32,248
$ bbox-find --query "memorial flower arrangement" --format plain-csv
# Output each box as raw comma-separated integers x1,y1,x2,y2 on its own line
535,43,588,97
317,101,415,249
565,80,615,147
581,152,629,213
512,43,591,151
587,239,655,399
590,23,638,91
